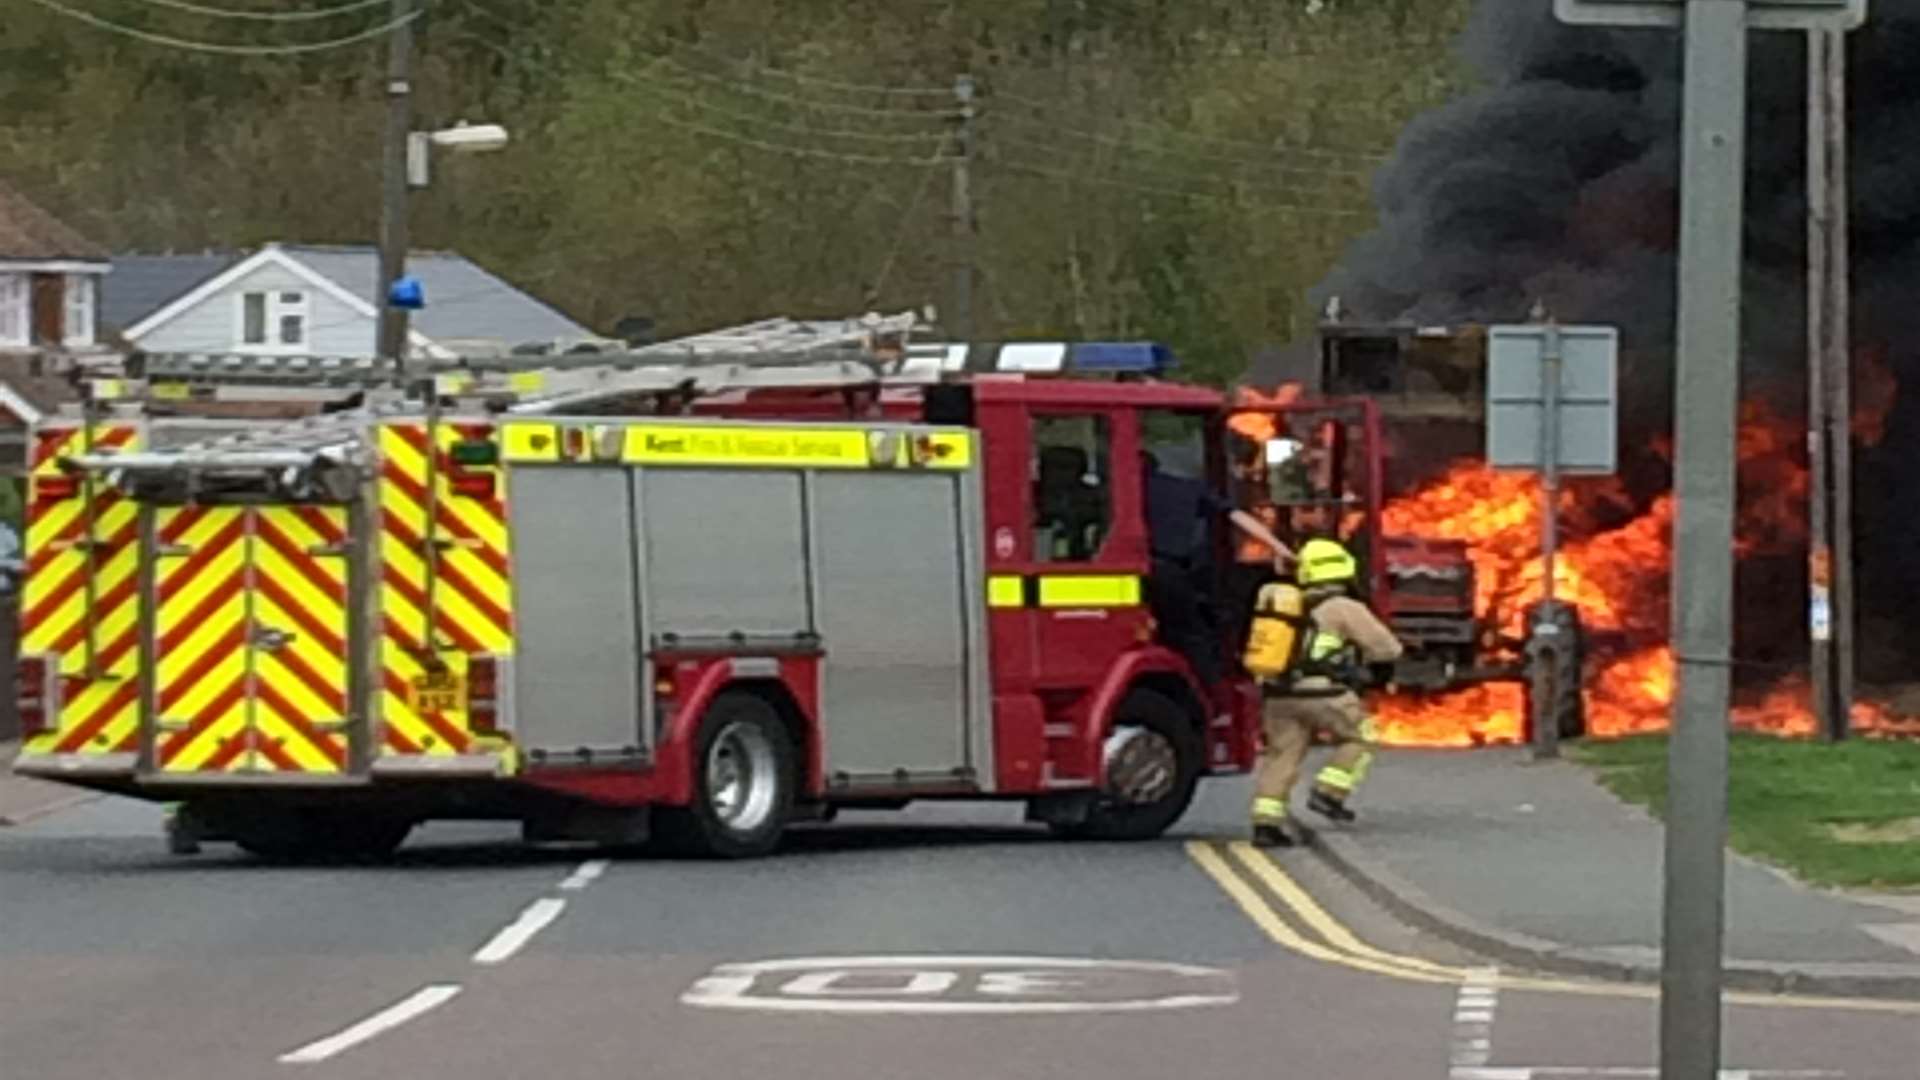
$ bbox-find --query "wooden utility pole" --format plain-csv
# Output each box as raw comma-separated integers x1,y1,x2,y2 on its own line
947,74,975,344
1807,28,1854,742
376,0,415,366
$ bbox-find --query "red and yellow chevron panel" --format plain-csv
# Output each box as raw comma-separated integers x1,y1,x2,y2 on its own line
249,506,351,774
376,422,514,761
151,506,250,773
20,423,144,758
150,505,353,774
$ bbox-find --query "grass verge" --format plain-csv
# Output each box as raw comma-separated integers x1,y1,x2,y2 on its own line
1570,733,1920,889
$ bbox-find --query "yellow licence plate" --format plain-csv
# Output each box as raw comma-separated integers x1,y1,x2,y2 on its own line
409,672,466,714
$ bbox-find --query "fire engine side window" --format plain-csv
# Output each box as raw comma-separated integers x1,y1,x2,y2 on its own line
1031,414,1110,562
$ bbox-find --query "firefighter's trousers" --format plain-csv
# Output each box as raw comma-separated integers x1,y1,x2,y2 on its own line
1250,690,1375,824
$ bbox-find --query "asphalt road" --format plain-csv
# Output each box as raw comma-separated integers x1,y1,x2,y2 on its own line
2,779,1917,1080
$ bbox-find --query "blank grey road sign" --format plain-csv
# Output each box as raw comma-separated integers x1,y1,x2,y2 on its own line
1554,0,1864,29
1486,324,1618,475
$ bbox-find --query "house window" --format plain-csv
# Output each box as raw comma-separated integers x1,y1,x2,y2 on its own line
239,290,308,349
0,274,25,347
62,274,95,347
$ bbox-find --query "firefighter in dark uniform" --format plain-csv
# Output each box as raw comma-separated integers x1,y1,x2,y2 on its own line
1141,451,1291,690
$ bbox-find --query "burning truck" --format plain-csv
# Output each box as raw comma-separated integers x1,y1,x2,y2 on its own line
1238,311,1919,749
1229,313,1586,747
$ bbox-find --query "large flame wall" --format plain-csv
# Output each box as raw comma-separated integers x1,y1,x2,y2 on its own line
1369,391,1918,746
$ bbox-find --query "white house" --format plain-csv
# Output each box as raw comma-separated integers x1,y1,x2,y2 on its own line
0,179,109,358
0,180,113,477
113,242,596,360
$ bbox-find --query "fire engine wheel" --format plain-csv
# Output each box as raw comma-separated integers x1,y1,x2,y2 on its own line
228,810,413,863
1051,689,1203,842
654,692,797,859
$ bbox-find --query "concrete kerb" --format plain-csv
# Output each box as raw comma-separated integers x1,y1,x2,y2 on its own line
1300,823,1920,1002
0,739,102,826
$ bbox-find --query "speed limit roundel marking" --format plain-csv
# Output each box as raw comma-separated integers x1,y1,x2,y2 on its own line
680,955,1239,1015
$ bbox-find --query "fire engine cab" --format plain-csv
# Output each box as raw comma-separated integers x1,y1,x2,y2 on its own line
12,317,1320,859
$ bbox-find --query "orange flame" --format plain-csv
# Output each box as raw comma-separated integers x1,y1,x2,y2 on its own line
1368,377,1913,745
1226,383,1302,444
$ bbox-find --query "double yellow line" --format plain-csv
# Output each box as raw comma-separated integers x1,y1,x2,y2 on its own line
1184,839,1920,1016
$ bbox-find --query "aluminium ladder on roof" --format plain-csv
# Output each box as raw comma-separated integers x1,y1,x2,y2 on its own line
66,313,933,471
126,313,921,388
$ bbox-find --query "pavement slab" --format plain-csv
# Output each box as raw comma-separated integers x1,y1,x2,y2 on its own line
1301,748,1920,995
0,740,101,825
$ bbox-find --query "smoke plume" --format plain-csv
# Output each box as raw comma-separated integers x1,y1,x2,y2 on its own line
1307,0,1920,682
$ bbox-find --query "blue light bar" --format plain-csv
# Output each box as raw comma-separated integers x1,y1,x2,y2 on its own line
1066,342,1176,374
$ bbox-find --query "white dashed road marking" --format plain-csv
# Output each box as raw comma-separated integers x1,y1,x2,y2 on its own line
277,985,462,1064
558,859,610,891
1449,966,1501,1072
472,897,567,965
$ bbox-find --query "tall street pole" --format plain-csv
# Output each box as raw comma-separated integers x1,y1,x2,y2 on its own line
947,73,975,345
1806,27,1854,742
376,0,415,367
1662,1,1746,1077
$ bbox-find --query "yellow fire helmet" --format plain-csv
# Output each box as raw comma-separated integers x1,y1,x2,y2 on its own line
1296,538,1359,587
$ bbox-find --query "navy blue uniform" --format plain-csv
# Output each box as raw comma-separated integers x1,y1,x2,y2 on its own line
1142,458,1230,689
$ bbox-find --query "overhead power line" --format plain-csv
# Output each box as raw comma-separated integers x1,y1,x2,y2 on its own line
986,86,1392,164
656,54,965,120
641,106,949,167
868,157,947,299
625,69,954,145
128,0,392,21
23,0,420,54
983,122,1377,184
676,41,954,99
995,159,1372,218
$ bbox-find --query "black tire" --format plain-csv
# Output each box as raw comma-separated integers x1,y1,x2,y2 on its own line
231,810,412,863
654,692,797,858
1051,688,1203,842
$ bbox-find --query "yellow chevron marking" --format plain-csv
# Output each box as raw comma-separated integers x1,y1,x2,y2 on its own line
164,693,248,773
251,689,345,774
376,422,515,762
28,428,79,477
158,620,246,729
23,426,147,754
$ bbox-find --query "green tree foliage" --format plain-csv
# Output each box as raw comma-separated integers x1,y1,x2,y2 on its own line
0,0,1472,385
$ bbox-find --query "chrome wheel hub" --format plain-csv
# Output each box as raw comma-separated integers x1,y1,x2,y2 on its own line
1103,727,1179,805
707,721,778,831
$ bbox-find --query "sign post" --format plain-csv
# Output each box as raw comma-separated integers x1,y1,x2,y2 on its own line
1487,321,1620,760
1549,3,1868,1079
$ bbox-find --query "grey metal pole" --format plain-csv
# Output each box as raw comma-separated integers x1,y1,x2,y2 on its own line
1662,1,1746,1077
1533,318,1564,760
375,0,415,368
947,74,975,344
1825,27,1855,744
1806,28,1836,740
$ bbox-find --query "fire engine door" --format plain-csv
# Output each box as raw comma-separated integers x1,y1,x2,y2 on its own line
1022,411,1144,688
148,505,354,775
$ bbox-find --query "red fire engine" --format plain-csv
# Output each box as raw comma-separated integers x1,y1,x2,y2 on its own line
14,321,1342,860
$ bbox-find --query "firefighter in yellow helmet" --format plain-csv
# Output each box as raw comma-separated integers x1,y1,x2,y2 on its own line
1248,537,1404,848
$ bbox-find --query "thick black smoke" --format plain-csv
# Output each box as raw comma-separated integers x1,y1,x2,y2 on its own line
1306,0,1920,681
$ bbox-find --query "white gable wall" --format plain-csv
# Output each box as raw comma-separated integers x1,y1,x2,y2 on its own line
133,260,377,356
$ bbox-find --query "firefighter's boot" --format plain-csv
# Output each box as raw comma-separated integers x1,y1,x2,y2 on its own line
1250,794,1297,848
1308,789,1357,824
1252,822,1297,849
